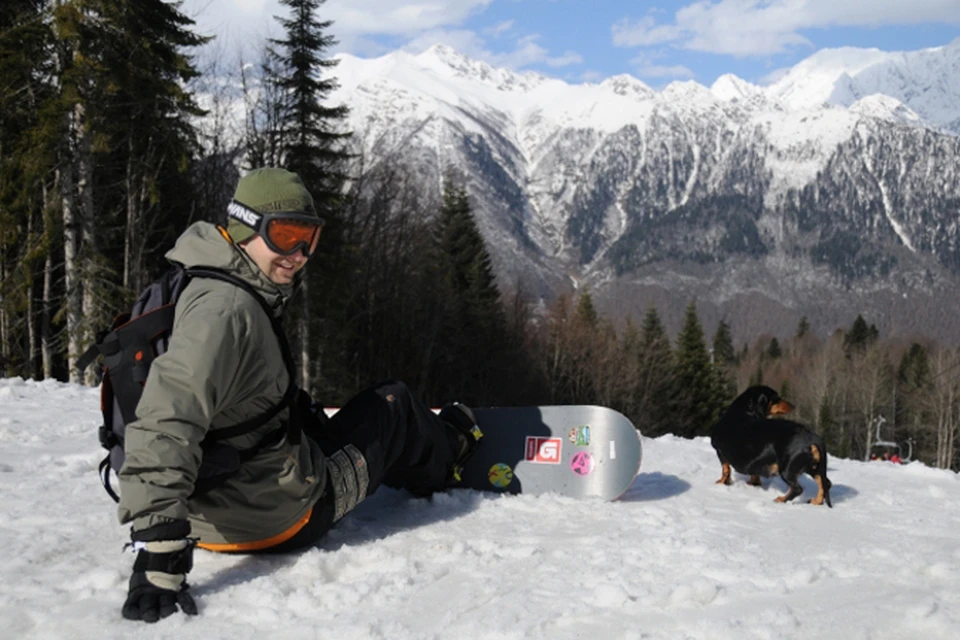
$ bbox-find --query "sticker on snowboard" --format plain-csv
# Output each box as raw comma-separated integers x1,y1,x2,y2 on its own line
456,406,642,501
570,451,594,476
487,463,514,488
568,426,591,446
525,437,563,464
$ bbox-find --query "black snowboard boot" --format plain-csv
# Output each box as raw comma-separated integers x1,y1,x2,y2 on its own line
438,403,483,483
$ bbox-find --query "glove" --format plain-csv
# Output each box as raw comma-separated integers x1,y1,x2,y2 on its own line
121,523,199,623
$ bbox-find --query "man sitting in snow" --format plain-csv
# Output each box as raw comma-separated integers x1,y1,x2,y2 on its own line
118,168,481,623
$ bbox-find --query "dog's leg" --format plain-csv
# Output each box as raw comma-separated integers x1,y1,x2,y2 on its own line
809,480,826,505
747,474,762,486
774,471,803,503
774,483,803,503
716,461,733,485
807,444,832,507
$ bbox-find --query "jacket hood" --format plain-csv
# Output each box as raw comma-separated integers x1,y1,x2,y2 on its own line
165,221,295,312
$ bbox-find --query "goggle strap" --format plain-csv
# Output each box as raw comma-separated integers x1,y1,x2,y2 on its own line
227,200,324,229
226,200,263,229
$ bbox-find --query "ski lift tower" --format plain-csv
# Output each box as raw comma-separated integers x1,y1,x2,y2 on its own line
869,416,912,462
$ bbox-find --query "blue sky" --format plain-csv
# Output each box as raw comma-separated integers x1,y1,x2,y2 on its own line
185,0,960,86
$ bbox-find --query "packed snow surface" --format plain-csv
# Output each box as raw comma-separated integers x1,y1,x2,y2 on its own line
1,376,958,639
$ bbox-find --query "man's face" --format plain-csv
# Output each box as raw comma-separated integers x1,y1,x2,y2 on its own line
242,235,309,285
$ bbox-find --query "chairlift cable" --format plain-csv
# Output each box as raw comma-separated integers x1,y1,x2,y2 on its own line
927,358,960,383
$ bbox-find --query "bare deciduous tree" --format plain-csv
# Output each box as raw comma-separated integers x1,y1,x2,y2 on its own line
848,343,893,459
925,348,960,469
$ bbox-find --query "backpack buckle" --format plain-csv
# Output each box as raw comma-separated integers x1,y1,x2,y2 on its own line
98,425,120,450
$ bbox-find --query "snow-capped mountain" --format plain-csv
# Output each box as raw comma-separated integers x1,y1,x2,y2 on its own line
331,42,960,342
710,73,764,104
765,41,960,134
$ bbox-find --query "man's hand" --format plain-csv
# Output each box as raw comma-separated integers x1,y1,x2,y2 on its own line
122,536,198,622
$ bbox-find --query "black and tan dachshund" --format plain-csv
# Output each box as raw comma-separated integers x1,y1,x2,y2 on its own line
711,385,832,507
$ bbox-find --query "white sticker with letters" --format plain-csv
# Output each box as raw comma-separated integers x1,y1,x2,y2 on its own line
525,437,562,464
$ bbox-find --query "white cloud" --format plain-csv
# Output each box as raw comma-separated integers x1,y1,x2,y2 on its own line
758,66,792,86
403,30,582,70
504,35,582,68
183,0,581,74
630,52,695,79
579,69,606,83
325,0,494,36
612,16,681,47
613,0,960,57
183,0,494,43
403,29,490,58
484,20,515,38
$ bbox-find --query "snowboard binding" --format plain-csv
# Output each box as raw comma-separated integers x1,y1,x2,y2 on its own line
439,403,483,482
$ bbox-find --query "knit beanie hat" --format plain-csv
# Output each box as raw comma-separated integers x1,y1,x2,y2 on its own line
226,168,318,243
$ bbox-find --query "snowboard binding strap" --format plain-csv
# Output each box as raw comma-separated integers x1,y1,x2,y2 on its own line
439,403,483,482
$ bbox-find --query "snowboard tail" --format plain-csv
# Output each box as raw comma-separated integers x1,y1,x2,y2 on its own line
454,405,642,501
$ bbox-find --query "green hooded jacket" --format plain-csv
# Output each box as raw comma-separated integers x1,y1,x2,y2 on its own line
117,222,326,546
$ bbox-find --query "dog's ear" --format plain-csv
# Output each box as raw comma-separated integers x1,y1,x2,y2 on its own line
745,390,770,420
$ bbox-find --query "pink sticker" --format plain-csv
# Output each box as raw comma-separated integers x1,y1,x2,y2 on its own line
571,451,594,476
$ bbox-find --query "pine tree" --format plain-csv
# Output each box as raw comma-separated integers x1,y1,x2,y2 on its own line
898,343,931,388
267,0,352,393
712,320,735,366
269,0,350,208
617,315,642,417
844,314,878,354
555,289,602,403
767,337,782,359
674,301,727,437
427,176,506,404
634,306,677,437
896,342,931,439
6,0,99,381
95,0,209,292
575,290,598,328
0,0,54,376
58,0,208,381
711,320,737,399
796,315,810,338
1,2,225,382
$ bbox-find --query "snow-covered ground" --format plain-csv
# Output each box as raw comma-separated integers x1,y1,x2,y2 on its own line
1,376,958,639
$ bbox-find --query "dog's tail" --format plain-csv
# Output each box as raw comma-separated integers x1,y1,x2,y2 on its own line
811,440,833,508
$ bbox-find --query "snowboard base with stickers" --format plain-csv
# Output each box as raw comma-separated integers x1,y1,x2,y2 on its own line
454,405,642,501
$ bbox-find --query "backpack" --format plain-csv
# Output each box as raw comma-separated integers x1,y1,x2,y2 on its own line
78,265,301,503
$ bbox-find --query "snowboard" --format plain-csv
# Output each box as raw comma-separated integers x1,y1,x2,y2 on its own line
453,405,642,501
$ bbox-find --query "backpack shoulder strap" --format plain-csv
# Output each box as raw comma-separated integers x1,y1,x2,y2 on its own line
184,267,301,445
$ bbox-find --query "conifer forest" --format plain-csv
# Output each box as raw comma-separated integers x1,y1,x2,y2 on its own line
1,0,957,471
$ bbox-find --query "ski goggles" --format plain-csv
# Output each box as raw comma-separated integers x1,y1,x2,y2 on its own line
227,200,324,257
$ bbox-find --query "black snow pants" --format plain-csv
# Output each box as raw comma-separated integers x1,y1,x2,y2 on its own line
262,380,457,552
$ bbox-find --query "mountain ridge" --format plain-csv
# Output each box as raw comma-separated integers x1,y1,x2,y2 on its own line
330,42,960,344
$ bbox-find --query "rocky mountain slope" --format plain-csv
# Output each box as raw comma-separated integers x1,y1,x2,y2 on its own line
330,41,960,343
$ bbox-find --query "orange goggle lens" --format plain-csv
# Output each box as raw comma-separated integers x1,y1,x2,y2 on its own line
265,218,322,256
